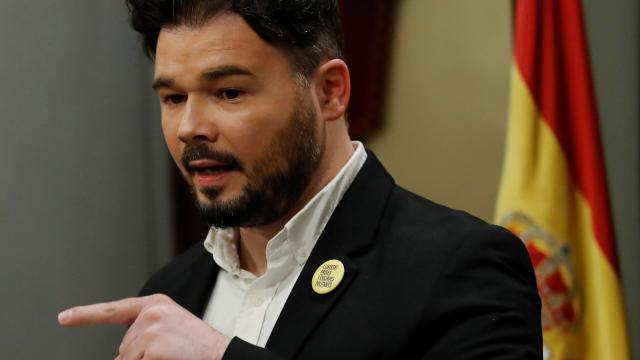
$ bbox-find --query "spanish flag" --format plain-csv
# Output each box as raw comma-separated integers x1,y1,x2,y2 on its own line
495,0,630,359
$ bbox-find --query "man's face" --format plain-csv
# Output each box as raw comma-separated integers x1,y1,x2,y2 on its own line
154,13,324,228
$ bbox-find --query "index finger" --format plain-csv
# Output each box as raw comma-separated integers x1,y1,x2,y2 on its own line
58,296,148,327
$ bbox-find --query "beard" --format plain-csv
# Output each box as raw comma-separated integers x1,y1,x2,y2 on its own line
181,99,324,228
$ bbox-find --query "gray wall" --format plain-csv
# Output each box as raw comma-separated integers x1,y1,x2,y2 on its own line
0,1,172,358
583,0,640,357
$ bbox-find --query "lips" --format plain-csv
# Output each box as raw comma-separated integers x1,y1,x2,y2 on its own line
188,159,237,175
186,159,239,189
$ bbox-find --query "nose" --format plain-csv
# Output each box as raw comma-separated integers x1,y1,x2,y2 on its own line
177,95,218,143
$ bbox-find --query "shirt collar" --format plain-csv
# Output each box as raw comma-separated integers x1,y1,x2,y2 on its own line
204,141,367,276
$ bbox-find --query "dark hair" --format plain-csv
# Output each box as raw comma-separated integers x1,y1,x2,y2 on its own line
126,0,344,82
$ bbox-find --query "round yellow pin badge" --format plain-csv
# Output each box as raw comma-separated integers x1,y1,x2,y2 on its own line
311,259,345,294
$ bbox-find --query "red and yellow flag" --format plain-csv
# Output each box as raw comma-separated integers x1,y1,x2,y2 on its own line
495,0,630,359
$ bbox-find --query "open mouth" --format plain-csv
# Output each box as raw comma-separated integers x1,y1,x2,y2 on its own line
192,164,236,175
188,159,238,177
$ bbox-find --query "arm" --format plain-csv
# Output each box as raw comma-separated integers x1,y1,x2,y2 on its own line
221,338,285,360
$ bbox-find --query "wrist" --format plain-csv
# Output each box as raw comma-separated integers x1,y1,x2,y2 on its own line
212,335,231,360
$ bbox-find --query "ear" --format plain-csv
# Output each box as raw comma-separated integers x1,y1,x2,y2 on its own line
313,59,351,122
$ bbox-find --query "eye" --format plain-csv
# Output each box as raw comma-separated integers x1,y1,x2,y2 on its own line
218,89,244,102
162,94,187,105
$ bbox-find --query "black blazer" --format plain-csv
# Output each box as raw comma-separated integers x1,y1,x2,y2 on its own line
140,152,542,359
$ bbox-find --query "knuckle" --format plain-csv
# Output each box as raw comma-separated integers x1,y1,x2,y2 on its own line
142,305,169,322
143,333,165,357
149,293,171,304
118,337,131,355
103,304,118,315
145,346,162,359
143,324,162,341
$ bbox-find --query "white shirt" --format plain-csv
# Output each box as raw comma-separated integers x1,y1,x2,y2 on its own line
202,142,367,347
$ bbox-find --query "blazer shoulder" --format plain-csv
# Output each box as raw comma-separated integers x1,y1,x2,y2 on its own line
385,185,501,240
381,186,534,282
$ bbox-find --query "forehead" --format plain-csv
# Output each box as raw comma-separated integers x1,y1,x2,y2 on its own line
154,13,292,79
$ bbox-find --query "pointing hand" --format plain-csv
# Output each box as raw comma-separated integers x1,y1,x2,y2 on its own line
58,294,230,360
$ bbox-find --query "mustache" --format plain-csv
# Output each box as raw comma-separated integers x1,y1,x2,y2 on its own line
181,142,242,172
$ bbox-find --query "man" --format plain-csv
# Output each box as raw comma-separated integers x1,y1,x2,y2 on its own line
58,1,542,359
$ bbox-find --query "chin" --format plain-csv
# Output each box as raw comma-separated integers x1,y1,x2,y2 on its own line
196,187,239,207
195,189,218,203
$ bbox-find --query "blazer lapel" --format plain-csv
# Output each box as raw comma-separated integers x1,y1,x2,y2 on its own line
171,250,220,317
266,152,395,358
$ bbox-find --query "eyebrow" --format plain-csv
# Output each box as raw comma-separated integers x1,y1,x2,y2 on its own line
202,66,255,81
152,66,255,91
152,77,173,91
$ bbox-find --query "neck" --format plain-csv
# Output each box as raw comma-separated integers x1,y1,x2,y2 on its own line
237,228,270,276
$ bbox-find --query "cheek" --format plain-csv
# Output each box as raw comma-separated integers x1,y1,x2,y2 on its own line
221,116,276,159
161,117,183,168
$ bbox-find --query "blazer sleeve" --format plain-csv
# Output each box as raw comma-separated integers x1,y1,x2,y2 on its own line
420,224,543,360
220,337,286,360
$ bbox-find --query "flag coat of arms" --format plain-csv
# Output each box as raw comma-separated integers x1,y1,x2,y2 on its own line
495,0,630,359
